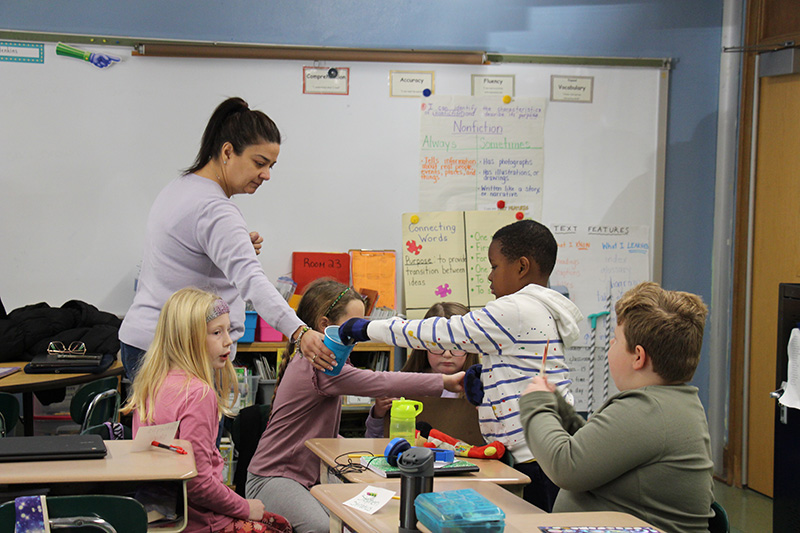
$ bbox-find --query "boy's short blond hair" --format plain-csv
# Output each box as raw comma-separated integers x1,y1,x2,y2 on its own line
615,282,708,383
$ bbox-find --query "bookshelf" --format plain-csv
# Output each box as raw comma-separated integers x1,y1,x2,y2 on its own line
237,341,395,372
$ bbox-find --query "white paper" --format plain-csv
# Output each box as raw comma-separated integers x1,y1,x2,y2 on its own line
132,421,180,452
343,485,396,515
779,329,800,410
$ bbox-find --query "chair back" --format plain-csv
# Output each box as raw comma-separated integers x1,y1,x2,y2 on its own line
382,395,484,446
709,500,730,533
0,392,20,437
80,390,121,433
82,422,133,440
231,403,271,496
70,377,120,427
0,495,147,533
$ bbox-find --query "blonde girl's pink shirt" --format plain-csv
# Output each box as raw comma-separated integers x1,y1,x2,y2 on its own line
132,369,250,533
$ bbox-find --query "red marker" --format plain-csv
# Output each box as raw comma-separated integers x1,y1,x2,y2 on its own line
152,440,187,455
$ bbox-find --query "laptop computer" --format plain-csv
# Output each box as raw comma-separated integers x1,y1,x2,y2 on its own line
0,434,107,462
28,353,104,369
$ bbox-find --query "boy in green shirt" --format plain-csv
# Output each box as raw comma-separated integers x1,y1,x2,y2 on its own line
520,281,714,532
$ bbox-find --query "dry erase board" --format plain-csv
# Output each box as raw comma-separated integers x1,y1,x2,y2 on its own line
0,43,667,318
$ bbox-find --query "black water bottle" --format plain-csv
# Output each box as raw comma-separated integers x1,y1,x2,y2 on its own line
397,447,435,533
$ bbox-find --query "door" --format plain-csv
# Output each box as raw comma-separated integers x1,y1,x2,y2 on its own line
747,72,800,496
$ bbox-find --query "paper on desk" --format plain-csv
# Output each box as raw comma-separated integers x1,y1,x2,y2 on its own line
779,329,800,410
343,485,396,514
132,421,180,452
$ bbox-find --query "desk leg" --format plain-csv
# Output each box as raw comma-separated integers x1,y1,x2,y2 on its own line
501,483,524,498
22,392,34,436
328,514,344,533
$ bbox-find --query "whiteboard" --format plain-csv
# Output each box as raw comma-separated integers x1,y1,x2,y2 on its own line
0,44,667,317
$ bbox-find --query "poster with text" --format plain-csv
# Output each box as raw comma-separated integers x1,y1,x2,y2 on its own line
419,96,545,217
402,212,468,310
548,224,651,412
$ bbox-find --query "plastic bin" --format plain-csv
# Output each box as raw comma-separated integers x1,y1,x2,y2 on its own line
240,311,258,343
256,318,284,342
415,489,505,533
257,379,277,405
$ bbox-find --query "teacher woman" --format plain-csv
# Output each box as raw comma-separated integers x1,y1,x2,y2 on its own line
119,97,334,377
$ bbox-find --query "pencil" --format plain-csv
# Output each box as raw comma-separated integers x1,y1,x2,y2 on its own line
541,340,549,377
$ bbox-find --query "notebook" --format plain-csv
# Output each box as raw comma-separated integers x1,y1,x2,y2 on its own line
0,434,107,462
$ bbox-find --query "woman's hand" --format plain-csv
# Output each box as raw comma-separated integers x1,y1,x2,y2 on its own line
246,499,265,521
443,371,465,393
298,328,335,371
249,231,263,255
372,397,396,419
523,375,556,396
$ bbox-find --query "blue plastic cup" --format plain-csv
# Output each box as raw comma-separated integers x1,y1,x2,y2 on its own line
322,326,355,376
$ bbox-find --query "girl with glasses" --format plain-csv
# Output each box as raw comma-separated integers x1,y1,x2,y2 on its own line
365,301,480,437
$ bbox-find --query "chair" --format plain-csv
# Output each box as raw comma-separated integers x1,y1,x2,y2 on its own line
231,403,271,496
382,395,484,446
0,494,147,533
82,422,133,440
0,392,20,437
69,377,122,433
709,500,730,533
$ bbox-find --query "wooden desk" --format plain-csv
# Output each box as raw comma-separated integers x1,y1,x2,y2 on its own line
0,360,124,435
305,438,530,497
0,439,197,533
312,481,656,533
311,479,542,533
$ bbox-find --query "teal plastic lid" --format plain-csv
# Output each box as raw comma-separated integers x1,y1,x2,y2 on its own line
414,488,505,527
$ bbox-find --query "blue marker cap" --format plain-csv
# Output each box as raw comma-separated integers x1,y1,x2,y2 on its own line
422,88,432,97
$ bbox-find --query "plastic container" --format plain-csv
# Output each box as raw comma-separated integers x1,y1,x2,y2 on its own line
256,318,284,342
257,379,277,405
414,488,506,533
321,326,354,376
389,398,423,445
240,311,258,343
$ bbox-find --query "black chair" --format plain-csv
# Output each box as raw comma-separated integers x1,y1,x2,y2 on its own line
69,377,121,433
0,392,20,437
709,500,730,533
230,403,271,496
0,495,147,533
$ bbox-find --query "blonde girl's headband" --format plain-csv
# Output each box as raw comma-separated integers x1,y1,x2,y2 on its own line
207,299,230,322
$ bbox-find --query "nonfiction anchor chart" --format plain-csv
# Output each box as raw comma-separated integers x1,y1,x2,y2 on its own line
418,96,545,217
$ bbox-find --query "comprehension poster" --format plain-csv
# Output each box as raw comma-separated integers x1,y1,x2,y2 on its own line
418,96,546,217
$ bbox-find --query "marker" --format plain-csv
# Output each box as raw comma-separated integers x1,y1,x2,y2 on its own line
348,453,384,458
152,440,187,455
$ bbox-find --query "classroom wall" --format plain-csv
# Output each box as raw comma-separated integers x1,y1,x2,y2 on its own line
1,1,724,408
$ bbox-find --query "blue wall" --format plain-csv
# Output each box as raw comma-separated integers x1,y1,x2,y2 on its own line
1,0,724,407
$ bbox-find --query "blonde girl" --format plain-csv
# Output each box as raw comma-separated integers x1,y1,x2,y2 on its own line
121,288,290,533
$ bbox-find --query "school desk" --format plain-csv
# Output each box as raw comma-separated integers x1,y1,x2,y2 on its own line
311,480,656,533
0,359,125,436
0,439,197,533
310,478,541,533
304,437,530,497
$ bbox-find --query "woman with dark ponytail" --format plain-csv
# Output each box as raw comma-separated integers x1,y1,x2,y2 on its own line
120,97,334,379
